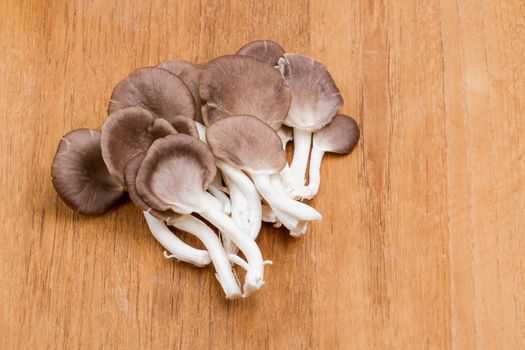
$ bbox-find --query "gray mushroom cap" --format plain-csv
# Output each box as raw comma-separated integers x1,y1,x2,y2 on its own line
136,134,217,215
51,129,124,215
236,40,285,66
157,60,194,76
206,115,286,174
278,53,343,132
199,55,291,131
108,67,195,121
124,153,179,223
313,115,360,154
165,115,199,138
101,106,176,187
179,65,205,124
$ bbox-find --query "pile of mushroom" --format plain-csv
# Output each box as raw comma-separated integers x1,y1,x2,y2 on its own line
51,40,359,299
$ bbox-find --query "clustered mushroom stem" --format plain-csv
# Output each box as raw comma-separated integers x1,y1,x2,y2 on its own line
169,214,241,299
304,147,325,199
143,212,211,267
207,193,226,212
268,174,308,235
218,161,262,240
208,182,231,215
200,193,267,295
220,176,246,254
289,128,312,187
251,173,322,222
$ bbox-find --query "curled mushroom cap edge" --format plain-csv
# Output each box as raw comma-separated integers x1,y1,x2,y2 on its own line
51,128,125,215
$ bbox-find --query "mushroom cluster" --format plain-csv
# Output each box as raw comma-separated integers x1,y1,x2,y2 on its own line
51,40,359,299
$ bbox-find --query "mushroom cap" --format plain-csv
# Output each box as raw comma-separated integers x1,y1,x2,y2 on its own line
313,115,360,154
236,40,285,66
136,134,217,214
157,60,194,76
165,115,199,138
101,106,176,187
206,115,286,175
124,153,179,222
278,53,343,132
179,65,204,123
108,67,195,121
51,129,124,215
199,55,291,130
201,103,229,126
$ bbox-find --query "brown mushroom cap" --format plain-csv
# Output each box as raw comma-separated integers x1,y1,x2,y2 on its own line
279,53,343,132
206,115,286,174
179,65,204,123
157,60,194,76
236,40,285,66
124,153,178,222
136,134,217,214
108,67,195,121
101,106,176,187
51,129,124,215
165,115,199,138
199,55,291,130
201,103,229,126
313,115,360,154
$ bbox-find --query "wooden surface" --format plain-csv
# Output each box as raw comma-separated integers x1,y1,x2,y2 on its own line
1,0,524,349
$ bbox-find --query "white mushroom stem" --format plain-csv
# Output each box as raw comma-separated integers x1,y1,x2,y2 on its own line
220,176,247,254
277,126,296,192
218,161,262,240
269,174,308,236
208,193,226,212
208,180,231,215
196,121,233,214
167,213,242,299
143,212,211,267
250,173,321,222
289,128,312,187
302,147,325,199
279,164,294,188
199,193,268,297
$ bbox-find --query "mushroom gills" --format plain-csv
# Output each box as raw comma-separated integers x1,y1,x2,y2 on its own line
135,134,268,297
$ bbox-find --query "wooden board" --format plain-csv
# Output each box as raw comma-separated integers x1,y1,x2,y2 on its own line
1,0,524,348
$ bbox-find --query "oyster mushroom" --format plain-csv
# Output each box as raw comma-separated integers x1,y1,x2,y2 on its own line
198,56,292,242
278,53,343,192
206,115,322,226
108,67,195,121
51,129,124,215
194,121,256,253
124,153,211,267
136,133,269,296
125,153,241,299
236,40,285,66
298,115,360,199
199,55,291,130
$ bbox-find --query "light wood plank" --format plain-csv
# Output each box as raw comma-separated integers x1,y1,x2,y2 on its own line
1,0,524,348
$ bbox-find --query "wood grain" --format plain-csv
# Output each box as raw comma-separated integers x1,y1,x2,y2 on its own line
1,0,524,348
